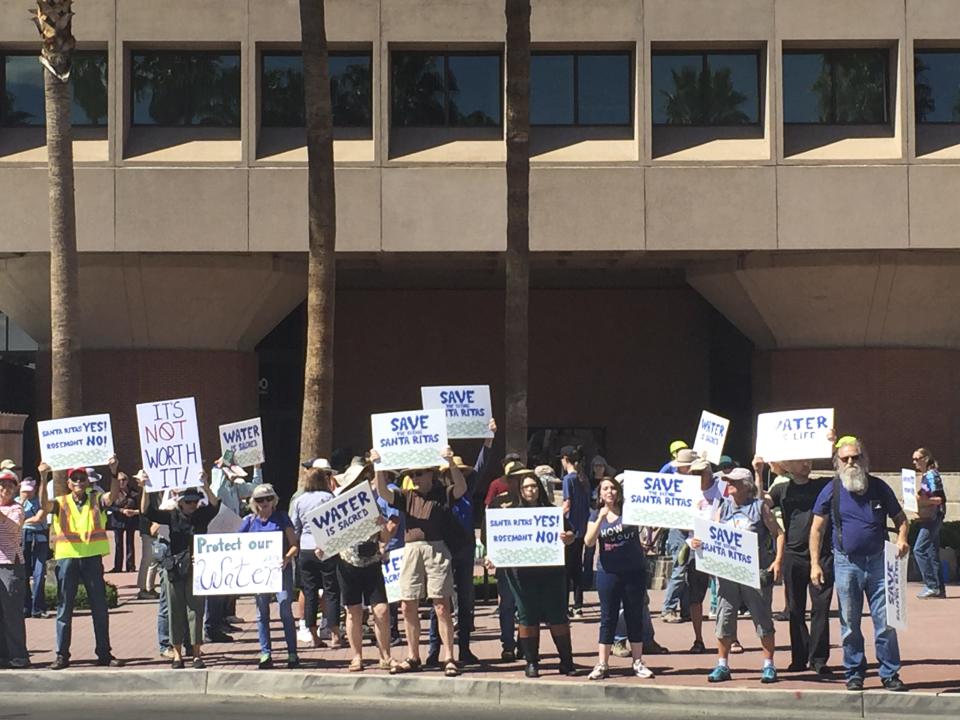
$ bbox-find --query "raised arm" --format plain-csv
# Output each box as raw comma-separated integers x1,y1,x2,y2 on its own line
200,469,219,509
101,455,120,507
37,462,54,512
370,449,394,505
442,447,467,501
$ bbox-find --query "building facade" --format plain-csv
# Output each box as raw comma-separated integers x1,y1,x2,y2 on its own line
2,0,960,490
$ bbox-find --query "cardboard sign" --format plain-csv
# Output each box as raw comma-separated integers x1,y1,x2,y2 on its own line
692,410,730,465
382,549,404,604
37,413,114,471
206,504,244,534
901,469,919,514
192,531,283,596
421,385,493,439
370,409,448,471
304,481,381,558
621,471,702,530
136,397,203,493
219,417,265,467
694,517,760,589
485,507,565,567
755,408,834,462
884,541,908,631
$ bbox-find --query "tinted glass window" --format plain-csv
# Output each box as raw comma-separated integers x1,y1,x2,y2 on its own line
531,53,630,126
261,53,372,127
132,52,240,126
651,51,760,125
392,52,501,127
531,55,574,124
1,52,107,127
783,50,888,124
915,51,960,123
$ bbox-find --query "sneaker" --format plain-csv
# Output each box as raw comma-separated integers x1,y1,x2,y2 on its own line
297,628,313,645
192,657,206,669
500,648,516,663
160,648,176,660
287,653,301,669
137,590,159,600
9,657,30,669
258,654,274,670
632,659,655,679
916,588,938,599
707,664,732,683
846,676,864,691
882,674,907,692
225,615,245,624
50,655,69,671
96,656,123,668
661,610,683,624
760,665,778,684
611,639,631,658
643,640,669,655
571,607,584,619
588,663,609,680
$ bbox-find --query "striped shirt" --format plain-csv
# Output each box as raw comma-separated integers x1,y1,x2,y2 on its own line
0,502,25,564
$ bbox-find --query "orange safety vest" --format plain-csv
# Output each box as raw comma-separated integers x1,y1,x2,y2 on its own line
50,490,110,559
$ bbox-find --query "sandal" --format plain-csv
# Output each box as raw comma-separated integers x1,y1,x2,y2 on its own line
730,641,744,654
689,640,706,654
390,657,422,675
444,660,460,677
348,657,364,672
378,658,397,671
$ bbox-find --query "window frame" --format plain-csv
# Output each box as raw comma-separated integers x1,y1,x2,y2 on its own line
390,49,504,129
914,48,960,125
0,50,109,128
782,48,890,126
260,49,374,129
650,48,763,128
129,48,242,128
530,49,634,128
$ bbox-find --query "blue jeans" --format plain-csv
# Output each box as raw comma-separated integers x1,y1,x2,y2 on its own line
614,560,655,643
56,556,111,661
496,568,516,651
22,534,48,615
913,518,943,593
429,546,475,652
834,550,901,680
661,528,689,615
255,565,297,656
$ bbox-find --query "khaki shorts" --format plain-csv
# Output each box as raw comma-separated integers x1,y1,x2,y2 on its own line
400,540,454,600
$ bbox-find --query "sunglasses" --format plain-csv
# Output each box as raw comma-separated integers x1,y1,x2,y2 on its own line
253,496,275,504
839,454,861,464
180,499,199,506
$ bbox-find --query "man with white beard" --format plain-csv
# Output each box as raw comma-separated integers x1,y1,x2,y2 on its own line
808,437,909,692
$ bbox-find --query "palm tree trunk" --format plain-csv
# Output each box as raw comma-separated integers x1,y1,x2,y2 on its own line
504,0,531,461
298,0,337,461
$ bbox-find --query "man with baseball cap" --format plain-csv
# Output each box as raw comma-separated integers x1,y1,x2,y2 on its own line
660,444,695,623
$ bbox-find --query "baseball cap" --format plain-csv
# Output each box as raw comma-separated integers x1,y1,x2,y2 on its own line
251,483,277,501
20,478,36,492
0,470,18,486
85,467,103,483
721,467,753,483
0,458,18,471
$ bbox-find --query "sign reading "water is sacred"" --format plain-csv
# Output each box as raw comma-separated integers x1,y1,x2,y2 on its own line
219,417,265,468
901,469,919,514
485,507,564,567
692,410,730,465
621,471,702,530
884,541,908,631
694,517,760,589
136,397,203,492
421,385,494,439
755,408,834,462
192,531,283,596
382,549,404,604
304,481,381,557
37,413,114,471
370,409,448,471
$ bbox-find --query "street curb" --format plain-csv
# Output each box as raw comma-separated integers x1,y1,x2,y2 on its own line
0,669,954,716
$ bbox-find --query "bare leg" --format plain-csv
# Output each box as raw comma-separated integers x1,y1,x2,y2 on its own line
372,602,392,662
691,602,704,644
434,598,455,663
597,643,611,666
717,636,732,662
760,633,775,663
401,599,421,661
346,605,364,662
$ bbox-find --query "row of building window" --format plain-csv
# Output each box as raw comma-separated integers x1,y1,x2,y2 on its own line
3,48,960,129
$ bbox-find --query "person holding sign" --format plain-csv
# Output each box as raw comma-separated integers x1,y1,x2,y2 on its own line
37,458,123,670
693,468,783,684
809,437,909,692
0,470,28,668
910,448,946,599
139,469,219,669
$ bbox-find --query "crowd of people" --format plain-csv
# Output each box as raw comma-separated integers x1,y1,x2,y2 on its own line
0,422,948,693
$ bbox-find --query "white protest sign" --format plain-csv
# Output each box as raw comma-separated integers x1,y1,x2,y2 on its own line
621,471,702,530
37,413,114,471
901,469,919,514
192,531,283,596
382,549,404,604
485,507,565,567
218,417,265,467
206,504,243,534
421,385,493,439
692,410,730,465
304,481,381,558
370,409,448,471
884,541,908,631
755,408,834,462
136,397,203,493
694,517,760,589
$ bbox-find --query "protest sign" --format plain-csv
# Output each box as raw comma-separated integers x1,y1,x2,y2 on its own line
192,531,283,596
421,385,493,439
305,481,381,557
901,469,919,514
692,410,730,465
755,408,834,462
382,549,404,604
621,471,702,530
136,397,203,493
370,409,448,471
694,517,760,589
219,417,265,467
884,541,908,631
485,507,564,567
37,413,114,471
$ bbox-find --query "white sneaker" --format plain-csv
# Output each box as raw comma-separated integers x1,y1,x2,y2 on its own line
633,659,655,679
297,627,313,646
588,663,609,680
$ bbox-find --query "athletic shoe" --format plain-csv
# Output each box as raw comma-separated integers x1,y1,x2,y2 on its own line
287,653,301,669
137,590,159,600
500,649,516,662
882,675,907,692
9,657,30,669
916,588,938,599
49,655,69,671
760,665,778,683
632,659,655,679
297,627,313,646
611,639,631,657
587,663,609,680
160,648,176,660
846,676,864,691
258,654,274,670
707,665,732,683
225,615,245,624
661,610,683,624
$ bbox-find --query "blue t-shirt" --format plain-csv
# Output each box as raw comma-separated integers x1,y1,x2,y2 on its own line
813,476,902,557
378,486,404,552
563,472,591,537
240,510,294,552
19,496,48,536
590,509,646,575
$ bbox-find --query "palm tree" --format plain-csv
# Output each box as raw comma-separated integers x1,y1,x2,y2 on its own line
504,0,530,461
662,64,749,125
33,1,81,494
298,0,337,461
